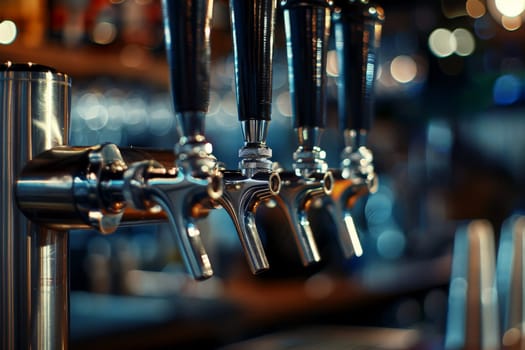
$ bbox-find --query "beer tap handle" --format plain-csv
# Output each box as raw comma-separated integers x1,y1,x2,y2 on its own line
162,0,213,140
230,0,278,176
230,0,276,125
332,0,384,141
281,0,331,133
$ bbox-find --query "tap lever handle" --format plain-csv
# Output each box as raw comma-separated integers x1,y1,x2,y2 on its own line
281,0,331,129
230,0,277,122
332,0,384,132
162,0,213,114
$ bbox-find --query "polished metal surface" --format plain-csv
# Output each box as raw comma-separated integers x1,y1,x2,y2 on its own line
292,145,329,178
238,120,273,176
123,160,222,280
292,127,329,177
16,145,176,230
214,171,281,274
31,228,69,350
240,120,271,145
17,144,127,234
1,62,70,350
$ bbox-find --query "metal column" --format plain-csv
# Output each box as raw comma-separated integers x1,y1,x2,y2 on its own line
1,62,71,350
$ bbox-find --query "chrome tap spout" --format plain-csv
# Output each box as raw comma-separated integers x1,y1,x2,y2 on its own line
273,171,334,265
213,170,281,274
123,160,223,280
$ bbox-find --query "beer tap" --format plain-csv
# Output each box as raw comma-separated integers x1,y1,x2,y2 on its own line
208,0,281,274
141,0,222,279
15,0,226,281
324,0,384,258
274,0,335,265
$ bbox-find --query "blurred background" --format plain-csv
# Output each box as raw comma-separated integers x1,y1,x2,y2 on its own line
1,0,525,348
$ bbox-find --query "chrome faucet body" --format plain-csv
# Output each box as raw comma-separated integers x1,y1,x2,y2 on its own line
16,143,223,280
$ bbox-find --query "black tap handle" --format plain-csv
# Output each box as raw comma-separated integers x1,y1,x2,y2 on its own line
332,0,384,132
281,0,331,129
230,0,277,122
162,0,213,114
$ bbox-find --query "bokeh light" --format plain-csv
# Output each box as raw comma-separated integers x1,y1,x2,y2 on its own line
124,97,148,135
466,0,486,18
493,74,521,105
0,20,17,45
495,0,525,17
149,107,174,137
92,22,117,45
428,28,456,58
377,229,406,260
390,55,418,84
365,190,394,226
474,16,496,39
453,28,476,56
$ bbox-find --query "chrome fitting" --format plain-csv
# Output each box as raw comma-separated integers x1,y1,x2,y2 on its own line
175,141,217,178
239,144,274,177
16,143,127,234
238,120,274,177
340,129,377,193
292,146,329,177
341,145,377,192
